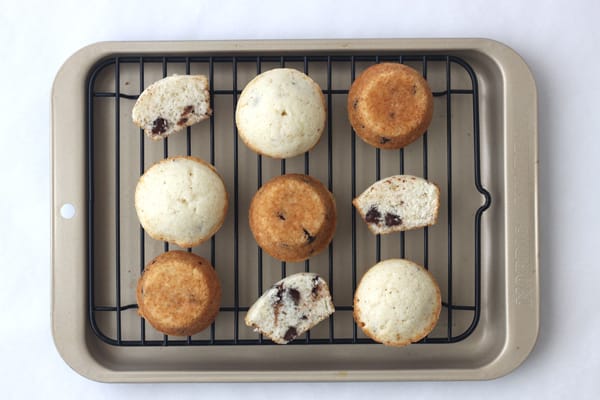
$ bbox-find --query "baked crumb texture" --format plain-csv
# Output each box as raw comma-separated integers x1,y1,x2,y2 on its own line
245,273,335,344
353,174,439,235
132,74,211,140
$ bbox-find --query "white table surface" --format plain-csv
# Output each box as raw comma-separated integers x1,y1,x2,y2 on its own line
1,0,599,398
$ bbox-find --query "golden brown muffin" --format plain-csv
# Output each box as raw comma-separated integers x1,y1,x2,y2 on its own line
136,251,221,336
348,63,433,149
249,174,336,262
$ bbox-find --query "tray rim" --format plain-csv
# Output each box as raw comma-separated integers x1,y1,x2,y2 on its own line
51,38,539,382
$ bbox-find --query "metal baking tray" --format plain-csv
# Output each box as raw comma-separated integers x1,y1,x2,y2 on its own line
51,39,538,382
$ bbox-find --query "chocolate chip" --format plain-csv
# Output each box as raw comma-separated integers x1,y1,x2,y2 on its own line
365,207,381,224
353,99,359,109
301,315,308,320
385,213,402,226
288,288,300,305
312,284,320,296
303,228,316,244
182,105,194,116
151,118,168,134
379,136,391,144
284,327,297,341
177,117,188,126
277,212,286,221
273,283,284,323
275,283,284,301
412,84,417,95
312,276,320,296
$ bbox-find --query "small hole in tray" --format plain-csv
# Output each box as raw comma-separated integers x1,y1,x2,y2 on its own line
60,203,76,219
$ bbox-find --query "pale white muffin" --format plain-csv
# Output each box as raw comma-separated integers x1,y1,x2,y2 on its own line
134,156,228,248
354,259,441,347
132,75,211,140
245,273,334,344
353,175,440,235
235,68,326,159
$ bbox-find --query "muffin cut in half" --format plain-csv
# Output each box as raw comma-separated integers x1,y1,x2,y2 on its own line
353,174,440,235
245,273,335,344
132,74,211,140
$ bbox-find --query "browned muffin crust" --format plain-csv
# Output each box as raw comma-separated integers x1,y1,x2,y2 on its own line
348,63,433,149
249,174,337,262
136,251,221,336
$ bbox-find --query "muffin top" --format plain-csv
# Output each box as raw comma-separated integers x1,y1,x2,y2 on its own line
354,258,441,346
236,68,326,159
135,156,228,248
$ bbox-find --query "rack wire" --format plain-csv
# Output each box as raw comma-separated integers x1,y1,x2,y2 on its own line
87,53,491,346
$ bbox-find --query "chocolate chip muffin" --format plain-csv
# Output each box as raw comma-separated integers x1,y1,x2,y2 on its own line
348,63,433,149
136,251,222,337
245,273,334,344
353,175,440,235
354,259,441,347
132,74,211,140
249,174,336,262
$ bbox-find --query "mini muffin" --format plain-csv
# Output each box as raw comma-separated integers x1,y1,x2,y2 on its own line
249,174,336,262
348,63,433,149
135,156,228,248
235,68,326,159
137,251,221,336
354,259,441,347
132,74,211,140
245,273,335,344
353,175,440,235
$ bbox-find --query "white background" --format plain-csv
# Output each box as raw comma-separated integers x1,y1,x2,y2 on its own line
1,0,599,398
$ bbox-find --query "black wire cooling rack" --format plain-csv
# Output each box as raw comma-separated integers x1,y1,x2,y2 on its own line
86,53,491,346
